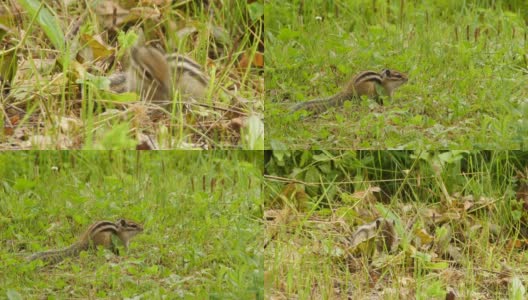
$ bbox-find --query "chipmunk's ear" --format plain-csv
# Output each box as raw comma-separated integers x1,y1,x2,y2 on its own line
130,46,156,81
118,219,127,226
135,29,146,47
381,69,391,77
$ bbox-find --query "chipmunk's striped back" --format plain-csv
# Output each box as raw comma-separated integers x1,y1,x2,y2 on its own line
167,53,208,100
352,71,382,85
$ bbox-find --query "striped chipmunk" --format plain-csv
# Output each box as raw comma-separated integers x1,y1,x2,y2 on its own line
28,219,143,265
108,44,209,106
349,218,398,253
290,69,408,114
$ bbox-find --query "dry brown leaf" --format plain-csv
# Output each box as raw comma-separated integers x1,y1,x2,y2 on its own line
272,183,308,211
95,0,129,28
24,134,73,149
229,117,244,133
141,0,171,6
3,126,14,136
414,228,434,245
463,200,474,211
253,52,264,67
55,116,82,134
129,7,162,22
420,208,444,225
80,34,113,60
238,51,264,70
368,269,381,288
446,245,463,262
264,206,295,249
506,239,524,250
347,186,381,203
9,114,19,126
423,208,461,225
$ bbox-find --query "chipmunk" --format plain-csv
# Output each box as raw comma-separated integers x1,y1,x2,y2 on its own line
28,219,143,264
290,69,408,114
349,218,398,253
108,46,209,105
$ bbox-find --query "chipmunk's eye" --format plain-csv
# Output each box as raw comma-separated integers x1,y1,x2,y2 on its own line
143,70,153,81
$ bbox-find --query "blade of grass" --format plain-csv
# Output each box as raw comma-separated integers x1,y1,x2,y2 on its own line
18,0,65,54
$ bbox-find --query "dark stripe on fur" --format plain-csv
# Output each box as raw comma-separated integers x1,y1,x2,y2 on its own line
167,54,203,71
353,71,380,84
174,65,209,86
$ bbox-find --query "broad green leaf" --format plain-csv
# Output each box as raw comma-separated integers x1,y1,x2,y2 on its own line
247,2,264,22
18,0,65,53
510,277,526,300
7,289,23,300
241,115,264,150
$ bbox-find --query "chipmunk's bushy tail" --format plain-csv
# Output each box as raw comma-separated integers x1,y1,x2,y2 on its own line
290,92,353,114
28,243,83,264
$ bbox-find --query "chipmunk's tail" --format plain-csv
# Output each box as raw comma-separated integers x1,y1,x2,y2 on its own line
27,243,83,265
290,92,352,114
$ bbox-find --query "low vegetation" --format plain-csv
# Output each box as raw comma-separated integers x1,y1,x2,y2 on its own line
0,151,263,298
0,0,263,149
265,0,528,149
265,150,528,299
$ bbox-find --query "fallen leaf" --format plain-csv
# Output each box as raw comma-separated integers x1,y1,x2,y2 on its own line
80,34,113,60
238,51,264,69
9,114,19,125
229,117,244,133
414,228,434,245
463,200,473,211
273,183,308,211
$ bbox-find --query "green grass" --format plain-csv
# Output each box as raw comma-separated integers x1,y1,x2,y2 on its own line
265,0,528,149
0,1,263,149
264,150,528,299
0,151,263,299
